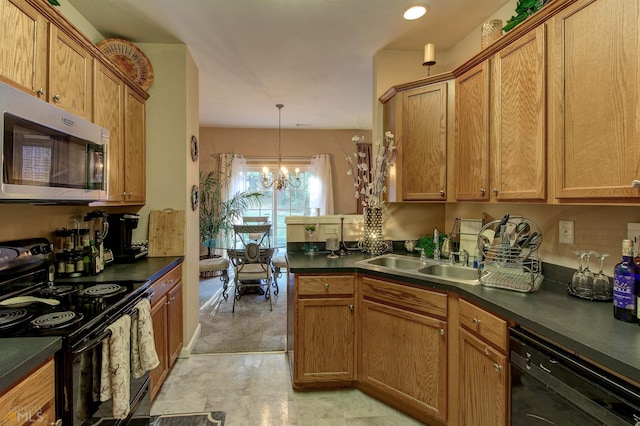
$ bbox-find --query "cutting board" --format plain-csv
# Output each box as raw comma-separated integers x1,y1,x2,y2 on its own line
148,209,185,257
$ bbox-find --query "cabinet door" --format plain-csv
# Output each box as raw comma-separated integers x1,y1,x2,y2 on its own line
49,26,93,119
93,61,125,203
295,298,354,383
493,25,547,201
167,281,183,366
0,0,47,97
551,0,640,199
361,299,448,423
459,328,508,426
401,83,448,201
123,87,146,204
150,296,168,400
455,62,490,201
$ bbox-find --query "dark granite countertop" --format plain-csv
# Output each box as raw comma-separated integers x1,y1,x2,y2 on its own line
287,251,640,384
0,256,183,394
0,337,61,393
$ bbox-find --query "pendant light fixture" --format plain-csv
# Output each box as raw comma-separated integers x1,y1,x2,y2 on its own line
262,104,301,191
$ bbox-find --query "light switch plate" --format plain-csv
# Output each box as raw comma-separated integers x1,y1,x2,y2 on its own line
559,220,574,245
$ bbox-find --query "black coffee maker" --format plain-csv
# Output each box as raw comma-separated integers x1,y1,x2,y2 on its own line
104,213,148,263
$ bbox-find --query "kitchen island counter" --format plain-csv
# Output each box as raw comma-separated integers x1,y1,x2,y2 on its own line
287,251,640,385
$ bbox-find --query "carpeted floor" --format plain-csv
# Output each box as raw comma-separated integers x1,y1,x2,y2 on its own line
192,273,286,354
150,411,225,426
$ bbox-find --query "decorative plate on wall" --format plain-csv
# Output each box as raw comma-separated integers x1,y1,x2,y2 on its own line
97,38,154,91
190,135,199,162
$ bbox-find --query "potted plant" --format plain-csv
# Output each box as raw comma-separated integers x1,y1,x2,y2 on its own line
199,162,263,257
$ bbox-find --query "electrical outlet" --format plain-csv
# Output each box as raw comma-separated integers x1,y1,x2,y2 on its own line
559,220,574,245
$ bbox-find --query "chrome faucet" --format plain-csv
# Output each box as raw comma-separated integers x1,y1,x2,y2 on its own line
449,249,470,267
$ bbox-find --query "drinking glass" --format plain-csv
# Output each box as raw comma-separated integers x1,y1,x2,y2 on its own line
326,237,339,259
593,253,612,300
578,251,596,297
569,250,585,295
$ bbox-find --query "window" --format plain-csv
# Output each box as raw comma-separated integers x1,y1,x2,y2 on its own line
243,162,312,247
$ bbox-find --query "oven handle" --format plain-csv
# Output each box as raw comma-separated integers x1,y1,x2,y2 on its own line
73,329,111,355
72,290,154,355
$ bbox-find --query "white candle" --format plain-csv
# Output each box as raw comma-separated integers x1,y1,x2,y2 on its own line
424,43,435,63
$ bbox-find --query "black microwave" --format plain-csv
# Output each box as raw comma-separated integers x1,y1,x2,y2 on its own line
0,83,108,203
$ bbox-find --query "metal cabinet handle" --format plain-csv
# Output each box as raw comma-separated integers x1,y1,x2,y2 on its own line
439,189,445,197
439,328,445,336
493,363,502,372
51,419,62,426
493,187,499,194
480,188,486,194
53,94,62,102
37,88,46,95
348,304,354,312
324,283,329,290
472,318,481,326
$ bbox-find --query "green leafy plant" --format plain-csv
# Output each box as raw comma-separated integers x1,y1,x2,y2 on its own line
502,0,550,33
199,158,263,257
48,0,60,6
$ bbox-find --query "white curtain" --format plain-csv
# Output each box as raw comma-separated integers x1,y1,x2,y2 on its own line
219,153,247,199
310,154,334,215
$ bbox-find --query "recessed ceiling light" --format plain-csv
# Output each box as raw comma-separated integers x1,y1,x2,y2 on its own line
403,4,429,20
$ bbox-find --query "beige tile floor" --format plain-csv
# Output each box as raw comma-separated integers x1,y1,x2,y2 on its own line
150,351,426,425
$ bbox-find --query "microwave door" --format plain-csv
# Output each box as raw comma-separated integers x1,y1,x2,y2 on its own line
87,145,105,190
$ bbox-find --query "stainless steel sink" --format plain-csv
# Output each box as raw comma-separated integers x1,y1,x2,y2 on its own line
366,256,424,270
417,264,483,284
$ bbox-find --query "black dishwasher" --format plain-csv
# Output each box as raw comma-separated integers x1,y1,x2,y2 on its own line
510,327,640,425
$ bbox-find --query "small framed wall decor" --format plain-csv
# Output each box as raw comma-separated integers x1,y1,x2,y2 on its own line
190,135,199,162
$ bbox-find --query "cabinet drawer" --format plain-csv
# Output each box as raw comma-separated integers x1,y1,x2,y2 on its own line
459,298,508,351
297,275,354,296
151,264,183,305
362,276,447,318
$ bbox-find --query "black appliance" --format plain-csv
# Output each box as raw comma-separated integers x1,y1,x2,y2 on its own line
0,238,152,426
104,214,148,263
510,327,640,425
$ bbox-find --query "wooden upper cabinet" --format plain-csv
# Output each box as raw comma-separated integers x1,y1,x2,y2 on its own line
0,0,48,97
49,26,93,120
93,61,124,203
492,24,547,201
550,0,640,200
455,62,490,201
401,83,448,201
123,87,146,204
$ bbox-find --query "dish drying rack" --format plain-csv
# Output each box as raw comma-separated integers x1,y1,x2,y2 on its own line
477,217,544,292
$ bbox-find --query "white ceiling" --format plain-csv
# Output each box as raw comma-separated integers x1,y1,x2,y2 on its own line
67,0,510,129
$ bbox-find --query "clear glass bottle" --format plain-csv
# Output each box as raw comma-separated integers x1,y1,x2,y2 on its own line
613,239,639,322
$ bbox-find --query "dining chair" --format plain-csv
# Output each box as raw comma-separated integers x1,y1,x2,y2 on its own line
227,224,274,312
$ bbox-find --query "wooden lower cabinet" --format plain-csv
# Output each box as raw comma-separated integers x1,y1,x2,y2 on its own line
149,263,183,400
459,329,508,426
361,298,448,423
293,274,355,387
458,298,509,426
360,276,448,424
0,357,56,425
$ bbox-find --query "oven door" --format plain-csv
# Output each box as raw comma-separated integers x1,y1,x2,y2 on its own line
64,307,150,426
510,328,640,425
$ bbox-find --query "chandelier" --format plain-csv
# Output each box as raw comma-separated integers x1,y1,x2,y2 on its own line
262,104,301,191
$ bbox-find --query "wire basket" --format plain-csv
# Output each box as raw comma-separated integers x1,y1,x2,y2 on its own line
477,217,544,292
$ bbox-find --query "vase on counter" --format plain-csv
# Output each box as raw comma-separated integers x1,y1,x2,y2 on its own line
362,206,384,255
